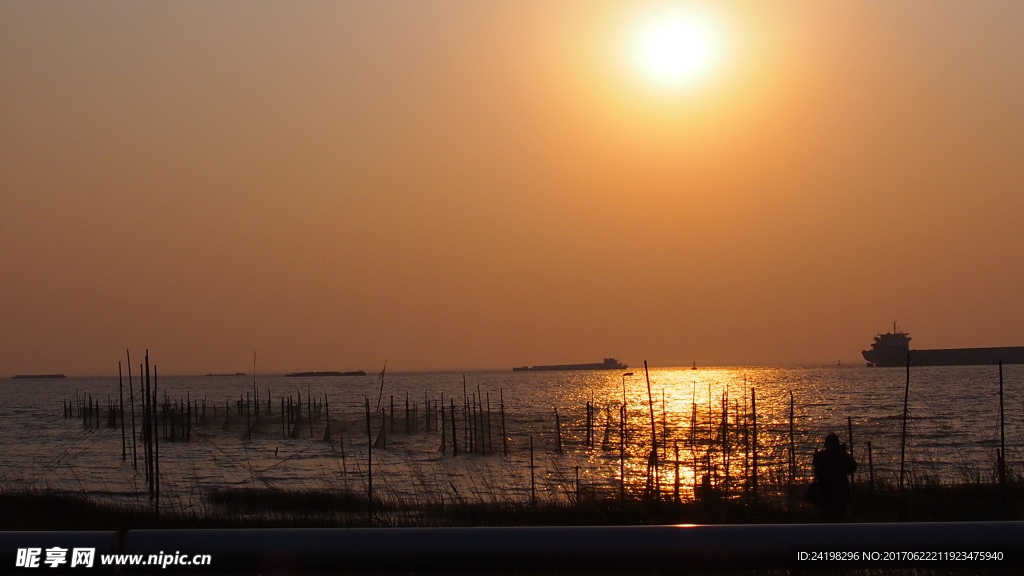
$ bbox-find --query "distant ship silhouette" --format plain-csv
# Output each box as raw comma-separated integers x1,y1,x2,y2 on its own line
863,323,1024,367
513,358,627,372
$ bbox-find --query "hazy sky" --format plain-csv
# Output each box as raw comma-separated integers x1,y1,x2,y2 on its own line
3,1,1023,375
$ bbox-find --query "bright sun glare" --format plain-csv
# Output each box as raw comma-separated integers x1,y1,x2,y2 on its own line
628,7,723,89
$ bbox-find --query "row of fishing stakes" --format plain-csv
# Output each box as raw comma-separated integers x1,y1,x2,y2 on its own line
122,350,159,512
64,356,1016,512
69,362,786,506
66,360,824,508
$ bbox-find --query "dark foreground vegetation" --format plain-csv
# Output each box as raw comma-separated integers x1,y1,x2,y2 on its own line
5,482,1024,531
4,485,1024,575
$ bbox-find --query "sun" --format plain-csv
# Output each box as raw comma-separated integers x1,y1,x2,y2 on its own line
628,7,723,89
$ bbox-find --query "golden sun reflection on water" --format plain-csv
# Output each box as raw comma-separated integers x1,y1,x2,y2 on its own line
2,364,1018,508
554,364,1019,502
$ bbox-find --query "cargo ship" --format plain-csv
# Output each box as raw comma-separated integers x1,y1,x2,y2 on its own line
863,324,1024,367
512,358,627,372
285,370,366,377
10,374,66,379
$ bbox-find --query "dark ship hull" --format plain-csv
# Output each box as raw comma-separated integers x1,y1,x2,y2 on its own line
863,325,1024,367
513,358,627,372
864,346,1024,367
285,371,366,377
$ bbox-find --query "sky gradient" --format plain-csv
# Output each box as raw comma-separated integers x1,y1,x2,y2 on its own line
3,1,1023,375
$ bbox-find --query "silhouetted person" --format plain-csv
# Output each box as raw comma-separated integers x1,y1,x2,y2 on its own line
810,433,857,519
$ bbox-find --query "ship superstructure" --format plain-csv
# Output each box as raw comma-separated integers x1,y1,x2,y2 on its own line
863,324,1024,367
513,358,628,372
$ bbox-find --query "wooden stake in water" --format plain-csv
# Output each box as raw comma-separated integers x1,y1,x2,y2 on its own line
847,416,855,493
477,384,484,450
500,388,507,456
619,405,626,502
118,362,126,461
152,360,160,514
555,408,562,453
375,361,387,413
999,359,1006,488
644,361,658,498
323,394,331,443
867,440,875,491
529,436,536,509
253,351,258,417
246,392,252,441
673,440,680,503
486,392,492,453
722,392,730,497
143,360,152,496
788,391,795,506
750,387,758,502
899,353,910,491
585,401,592,448
450,398,458,456
365,397,373,522
662,390,667,461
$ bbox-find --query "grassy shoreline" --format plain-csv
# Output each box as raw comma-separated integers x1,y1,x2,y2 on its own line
4,481,1024,531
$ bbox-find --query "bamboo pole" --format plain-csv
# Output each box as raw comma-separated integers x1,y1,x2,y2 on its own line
644,361,658,498
119,362,126,461
750,387,757,502
530,436,536,509
152,358,159,514
586,401,592,448
673,440,680,503
867,440,875,491
450,399,458,456
253,352,258,417
619,405,626,502
788,391,795,507
847,416,855,493
143,360,152,495
555,408,562,453
477,384,484,451
899,353,910,491
999,360,1006,489
246,392,252,441
365,397,373,523
500,388,507,456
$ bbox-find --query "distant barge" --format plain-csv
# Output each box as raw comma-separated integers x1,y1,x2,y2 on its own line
285,371,366,377
11,374,66,379
513,358,627,372
863,325,1024,367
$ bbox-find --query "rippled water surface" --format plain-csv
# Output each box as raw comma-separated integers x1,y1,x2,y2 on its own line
2,364,1021,511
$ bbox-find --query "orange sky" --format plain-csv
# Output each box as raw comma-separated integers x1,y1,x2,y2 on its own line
2,1,1023,375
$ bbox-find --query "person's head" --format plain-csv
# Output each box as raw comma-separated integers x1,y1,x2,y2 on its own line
824,433,841,448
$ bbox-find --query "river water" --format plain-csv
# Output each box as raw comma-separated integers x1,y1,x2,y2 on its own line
1,364,1021,512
